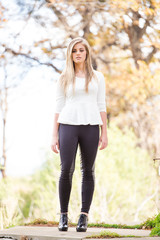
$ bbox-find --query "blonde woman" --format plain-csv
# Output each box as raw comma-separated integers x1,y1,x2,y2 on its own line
51,37,108,232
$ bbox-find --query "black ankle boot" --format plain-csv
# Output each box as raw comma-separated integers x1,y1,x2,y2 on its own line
76,214,88,232
58,213,68,231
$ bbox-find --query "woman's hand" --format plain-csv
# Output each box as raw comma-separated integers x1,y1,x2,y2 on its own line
51,135,60,154
98,132,108,150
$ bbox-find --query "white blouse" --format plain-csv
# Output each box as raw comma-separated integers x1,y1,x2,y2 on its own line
54,70,106,126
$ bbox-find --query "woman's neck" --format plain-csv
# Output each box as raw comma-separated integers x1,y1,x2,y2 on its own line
74,63,86,77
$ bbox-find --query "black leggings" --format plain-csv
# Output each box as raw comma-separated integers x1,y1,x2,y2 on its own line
58,123,99,214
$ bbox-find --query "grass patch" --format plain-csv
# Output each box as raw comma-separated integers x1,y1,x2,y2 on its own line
86,230,137,239
24,218,142,229
24,218,77,227
20,213,160,237
142,217,157,229
24,218,59,226
88,223,142,229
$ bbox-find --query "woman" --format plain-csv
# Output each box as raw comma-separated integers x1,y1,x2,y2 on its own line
51,37,108,232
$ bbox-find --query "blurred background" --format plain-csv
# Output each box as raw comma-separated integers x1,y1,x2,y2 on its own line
0,0,160,229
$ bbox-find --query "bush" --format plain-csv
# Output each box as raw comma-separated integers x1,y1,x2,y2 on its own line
0,123,158,227
150,226,160,236
146,213,160,236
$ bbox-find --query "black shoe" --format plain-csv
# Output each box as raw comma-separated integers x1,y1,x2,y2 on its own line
76,214,88,232
58,213,68,231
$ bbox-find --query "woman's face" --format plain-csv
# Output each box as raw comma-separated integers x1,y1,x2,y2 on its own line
72,42,87,64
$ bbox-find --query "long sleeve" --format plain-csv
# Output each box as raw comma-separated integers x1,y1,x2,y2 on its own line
97,72,106,112
54,79,66,113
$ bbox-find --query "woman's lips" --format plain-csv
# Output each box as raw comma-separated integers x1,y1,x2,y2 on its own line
76,57,81,59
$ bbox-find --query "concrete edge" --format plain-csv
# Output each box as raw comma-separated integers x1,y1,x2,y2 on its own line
0,234,81,240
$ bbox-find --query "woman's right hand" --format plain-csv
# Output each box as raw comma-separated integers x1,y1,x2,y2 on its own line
51,135,60,154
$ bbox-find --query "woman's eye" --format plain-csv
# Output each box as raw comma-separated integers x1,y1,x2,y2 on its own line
72,49,84,53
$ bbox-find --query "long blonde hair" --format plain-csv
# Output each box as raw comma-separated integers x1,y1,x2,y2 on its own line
60,37,97,95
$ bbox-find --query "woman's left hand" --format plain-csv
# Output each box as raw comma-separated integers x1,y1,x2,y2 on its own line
98,133,108,150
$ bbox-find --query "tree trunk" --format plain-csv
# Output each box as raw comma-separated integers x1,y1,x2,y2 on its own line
0,73,8,178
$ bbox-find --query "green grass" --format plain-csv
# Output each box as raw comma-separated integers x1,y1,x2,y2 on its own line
88,223,142,229
24,218,143,229
25,213,160,238
142,217,157,229
86,230,137,239
24,218,58,226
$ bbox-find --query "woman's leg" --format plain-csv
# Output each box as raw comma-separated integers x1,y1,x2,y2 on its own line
58,124,79,213
78,125,99,214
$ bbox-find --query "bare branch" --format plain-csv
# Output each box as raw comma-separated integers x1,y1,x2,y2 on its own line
98,56,132,64
4,47,61,73
15,0,40,37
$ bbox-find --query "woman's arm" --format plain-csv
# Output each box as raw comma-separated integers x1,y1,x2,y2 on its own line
99,112,108,150
51,78,66,153
51,113,60,154
97,72,108,150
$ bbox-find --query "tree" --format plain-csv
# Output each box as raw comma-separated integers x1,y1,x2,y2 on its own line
0,0,160,175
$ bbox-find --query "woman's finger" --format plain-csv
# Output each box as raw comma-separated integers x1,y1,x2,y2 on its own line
99,142,104,150
51,144,59,153
99,141,107,150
